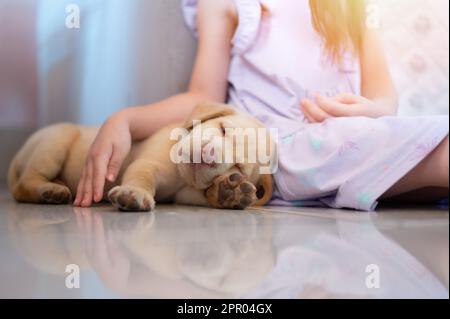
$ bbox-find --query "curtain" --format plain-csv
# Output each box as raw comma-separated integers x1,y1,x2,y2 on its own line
36,0,196,126
0,0,37,128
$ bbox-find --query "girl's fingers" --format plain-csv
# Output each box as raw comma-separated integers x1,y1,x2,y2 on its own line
300,100,318,123
301,98,331,122
301,104,317,123
93,159,107,203
74,168,87,206
107,146,123,182
333,93,359,104
93,153,110,203
326,94,374,116
81,161,94,207
316,95,353,117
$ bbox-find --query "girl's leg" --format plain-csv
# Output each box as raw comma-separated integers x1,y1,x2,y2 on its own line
382,136,449,199
381,187,448,204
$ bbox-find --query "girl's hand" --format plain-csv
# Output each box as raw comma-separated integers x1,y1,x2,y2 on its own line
74,113,132,207
300,93,395,123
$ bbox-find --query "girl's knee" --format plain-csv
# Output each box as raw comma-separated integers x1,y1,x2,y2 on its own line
436,136,449,187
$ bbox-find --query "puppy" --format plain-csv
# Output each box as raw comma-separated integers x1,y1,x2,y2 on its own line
8,102,275,211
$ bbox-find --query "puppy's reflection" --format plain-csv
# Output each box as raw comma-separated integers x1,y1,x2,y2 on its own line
8,205,274,298
7,203,89,276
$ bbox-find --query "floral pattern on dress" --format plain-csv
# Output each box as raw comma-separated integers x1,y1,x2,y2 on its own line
310,137,323,151
337,140,360,156
281,133,296,145
357,192,374,207
298,168,319,190
409,137,440,161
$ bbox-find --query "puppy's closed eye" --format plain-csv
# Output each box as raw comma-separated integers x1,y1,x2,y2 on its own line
219,123,226,135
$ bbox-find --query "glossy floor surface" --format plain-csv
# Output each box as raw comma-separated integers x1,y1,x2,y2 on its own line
0,190,448,299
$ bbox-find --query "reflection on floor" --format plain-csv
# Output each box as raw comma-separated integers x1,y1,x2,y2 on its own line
0,190,448,299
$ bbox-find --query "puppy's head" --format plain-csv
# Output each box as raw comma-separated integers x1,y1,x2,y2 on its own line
174,102,276,205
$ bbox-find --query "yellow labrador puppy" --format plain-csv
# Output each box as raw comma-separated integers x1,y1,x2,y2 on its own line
8,102,275,211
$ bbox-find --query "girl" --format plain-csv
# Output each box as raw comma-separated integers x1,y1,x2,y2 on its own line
74,0,449,211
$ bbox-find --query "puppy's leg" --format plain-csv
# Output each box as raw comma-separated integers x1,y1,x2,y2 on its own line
108,159,157,212
10,124,79,204
15,178,72,205
175,186,209,206
206,172,257,209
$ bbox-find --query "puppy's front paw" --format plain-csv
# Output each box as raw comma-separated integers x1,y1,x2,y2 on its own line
108,186,155,212
206,173,257,209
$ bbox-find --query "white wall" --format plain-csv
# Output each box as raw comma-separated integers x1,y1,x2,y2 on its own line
376,0,449,116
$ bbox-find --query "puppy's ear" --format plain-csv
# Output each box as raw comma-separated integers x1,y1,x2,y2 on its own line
253,174,273,206
183,102,237,130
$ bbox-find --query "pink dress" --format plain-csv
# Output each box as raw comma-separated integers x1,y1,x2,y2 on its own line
182,0,449,211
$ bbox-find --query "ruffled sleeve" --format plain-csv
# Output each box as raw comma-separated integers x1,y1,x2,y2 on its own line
181,0,199,38
231,0,262,54
181,0,262,54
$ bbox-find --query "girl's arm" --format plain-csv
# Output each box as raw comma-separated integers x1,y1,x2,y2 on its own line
359,29,398,116
75,0,237,207
121,0,238,140
301,30,398,122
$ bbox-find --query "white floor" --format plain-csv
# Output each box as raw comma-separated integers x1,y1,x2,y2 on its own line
0,190,448,299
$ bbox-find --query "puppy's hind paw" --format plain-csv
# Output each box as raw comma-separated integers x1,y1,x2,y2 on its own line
38,183,72,205
206,173,257,209
108,186,155,212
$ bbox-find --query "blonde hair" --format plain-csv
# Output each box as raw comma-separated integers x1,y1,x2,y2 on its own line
309,0,366,63
259,1,366,64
